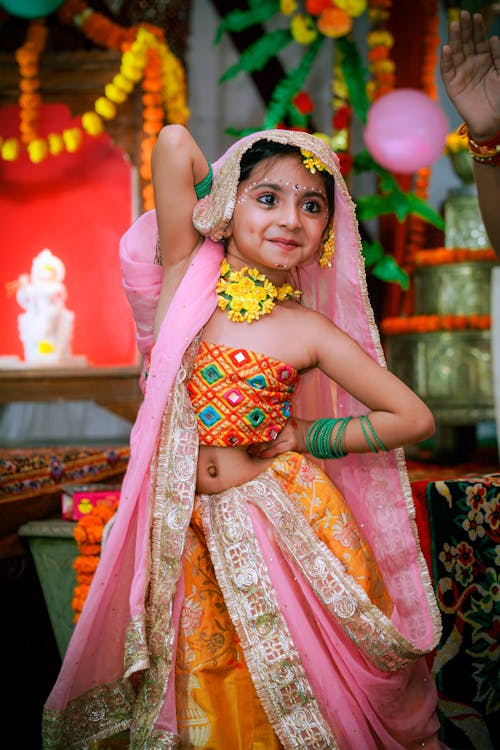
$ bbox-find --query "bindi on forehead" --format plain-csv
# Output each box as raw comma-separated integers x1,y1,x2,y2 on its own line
239,179,327,197
235,179,329,208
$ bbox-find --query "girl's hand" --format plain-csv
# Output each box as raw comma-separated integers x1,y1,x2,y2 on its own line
247,418,310,459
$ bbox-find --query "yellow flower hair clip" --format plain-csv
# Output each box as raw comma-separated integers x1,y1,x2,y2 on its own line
300,149,332,175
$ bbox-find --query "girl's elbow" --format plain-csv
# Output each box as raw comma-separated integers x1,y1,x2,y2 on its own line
413,405,435,442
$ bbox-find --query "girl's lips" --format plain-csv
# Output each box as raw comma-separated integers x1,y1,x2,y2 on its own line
268,237,299,248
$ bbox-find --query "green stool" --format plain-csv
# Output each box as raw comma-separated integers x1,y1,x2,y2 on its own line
18,519,77,657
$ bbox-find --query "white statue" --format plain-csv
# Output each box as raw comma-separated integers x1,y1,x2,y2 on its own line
16,248,75,364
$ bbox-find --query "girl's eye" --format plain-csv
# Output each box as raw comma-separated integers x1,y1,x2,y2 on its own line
257,193,277,206
303,199,322,213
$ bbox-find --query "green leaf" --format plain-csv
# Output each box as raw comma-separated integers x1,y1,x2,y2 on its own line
361,239,384,266
336,37,370,124
224,126,260,138
263,36,324,128
388,191,413,221
287,102,309,129
361,240,408,289
356,193,407,221
406,193,445,229
353,149,378,174
219,29,292,82
215,0,280,44
371,255,409,289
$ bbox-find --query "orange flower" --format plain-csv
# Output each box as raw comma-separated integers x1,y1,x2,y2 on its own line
142,92,162,107
73,555,100,574
305,0,332,14
72,501,118,621
317,7,352,37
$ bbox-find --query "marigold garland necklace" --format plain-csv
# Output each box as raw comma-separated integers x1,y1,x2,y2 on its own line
216,258,301,323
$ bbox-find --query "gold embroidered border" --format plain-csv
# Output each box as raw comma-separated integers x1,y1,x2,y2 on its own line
199,489,339,750
42,680,134,749
124,613,150,678
140,731,180,749
130,342,199,749
244,471,432,671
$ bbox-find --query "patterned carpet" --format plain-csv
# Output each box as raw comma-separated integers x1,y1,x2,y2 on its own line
411,456,499,750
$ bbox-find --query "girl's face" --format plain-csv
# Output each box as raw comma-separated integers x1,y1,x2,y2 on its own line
226,153,330,274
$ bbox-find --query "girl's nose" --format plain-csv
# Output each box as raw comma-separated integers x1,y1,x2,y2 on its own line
279,199,300,226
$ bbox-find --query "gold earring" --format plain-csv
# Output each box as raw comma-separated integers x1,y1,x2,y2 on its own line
319,225,334,268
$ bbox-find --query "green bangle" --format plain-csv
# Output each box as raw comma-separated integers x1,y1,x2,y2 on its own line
333,416,351,457
306,417,351,459
307,419,332,457
359,415,377,453
307,418,337,458
363,414,388,452
194,163,213,199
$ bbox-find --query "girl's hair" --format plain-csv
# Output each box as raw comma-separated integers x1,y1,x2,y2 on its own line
239,139,334,219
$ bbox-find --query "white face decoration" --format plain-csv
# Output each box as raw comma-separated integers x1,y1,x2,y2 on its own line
226,154,330,274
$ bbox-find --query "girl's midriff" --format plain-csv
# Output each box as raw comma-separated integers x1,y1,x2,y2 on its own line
196,443,274,494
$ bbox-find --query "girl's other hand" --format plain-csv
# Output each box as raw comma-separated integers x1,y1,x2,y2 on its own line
247,418,310,459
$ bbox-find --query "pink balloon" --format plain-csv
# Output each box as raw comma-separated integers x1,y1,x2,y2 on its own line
364,89,449,174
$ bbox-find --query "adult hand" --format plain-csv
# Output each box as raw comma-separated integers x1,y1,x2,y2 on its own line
441,10,500,140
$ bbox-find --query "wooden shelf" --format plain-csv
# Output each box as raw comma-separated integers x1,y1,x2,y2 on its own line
0,365,142,422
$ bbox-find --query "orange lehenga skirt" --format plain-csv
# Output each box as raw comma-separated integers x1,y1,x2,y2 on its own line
170,451,392,750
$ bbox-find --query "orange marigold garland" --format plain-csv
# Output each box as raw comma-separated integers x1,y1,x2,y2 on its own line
72,501,118,623
400,0,440,317
141,46,164,210
16,18,47,154
366,0,395,101
416,247,496,266
381,313,491,336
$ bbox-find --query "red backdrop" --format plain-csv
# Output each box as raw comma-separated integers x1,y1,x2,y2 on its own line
0,103,138,366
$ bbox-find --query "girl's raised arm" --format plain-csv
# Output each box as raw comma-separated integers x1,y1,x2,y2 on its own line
152,125,211,335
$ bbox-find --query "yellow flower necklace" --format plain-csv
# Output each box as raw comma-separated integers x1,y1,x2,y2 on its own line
216,258,301,324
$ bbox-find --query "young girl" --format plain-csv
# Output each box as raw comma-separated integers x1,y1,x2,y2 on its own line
43,128,444,750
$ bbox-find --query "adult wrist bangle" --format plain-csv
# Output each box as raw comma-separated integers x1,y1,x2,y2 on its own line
458,123,500,166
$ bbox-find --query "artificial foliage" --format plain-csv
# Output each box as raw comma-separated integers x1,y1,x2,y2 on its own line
215,0,450,289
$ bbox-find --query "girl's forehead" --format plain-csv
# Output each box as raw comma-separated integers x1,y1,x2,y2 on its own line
240,153,326,192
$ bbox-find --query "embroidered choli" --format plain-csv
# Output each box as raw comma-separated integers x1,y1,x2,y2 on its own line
187,340,299,447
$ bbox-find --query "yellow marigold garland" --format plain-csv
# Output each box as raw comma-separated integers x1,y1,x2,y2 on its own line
72,501,118,623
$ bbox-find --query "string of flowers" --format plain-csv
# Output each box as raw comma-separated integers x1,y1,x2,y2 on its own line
72,501,118,623
141,46,165,210
17,19,47,146
329,44,352,175
1,0,189,210
416,248,496,266
1,19,47,162
366,0,395,101
401,0,440,316
381,313,491,336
